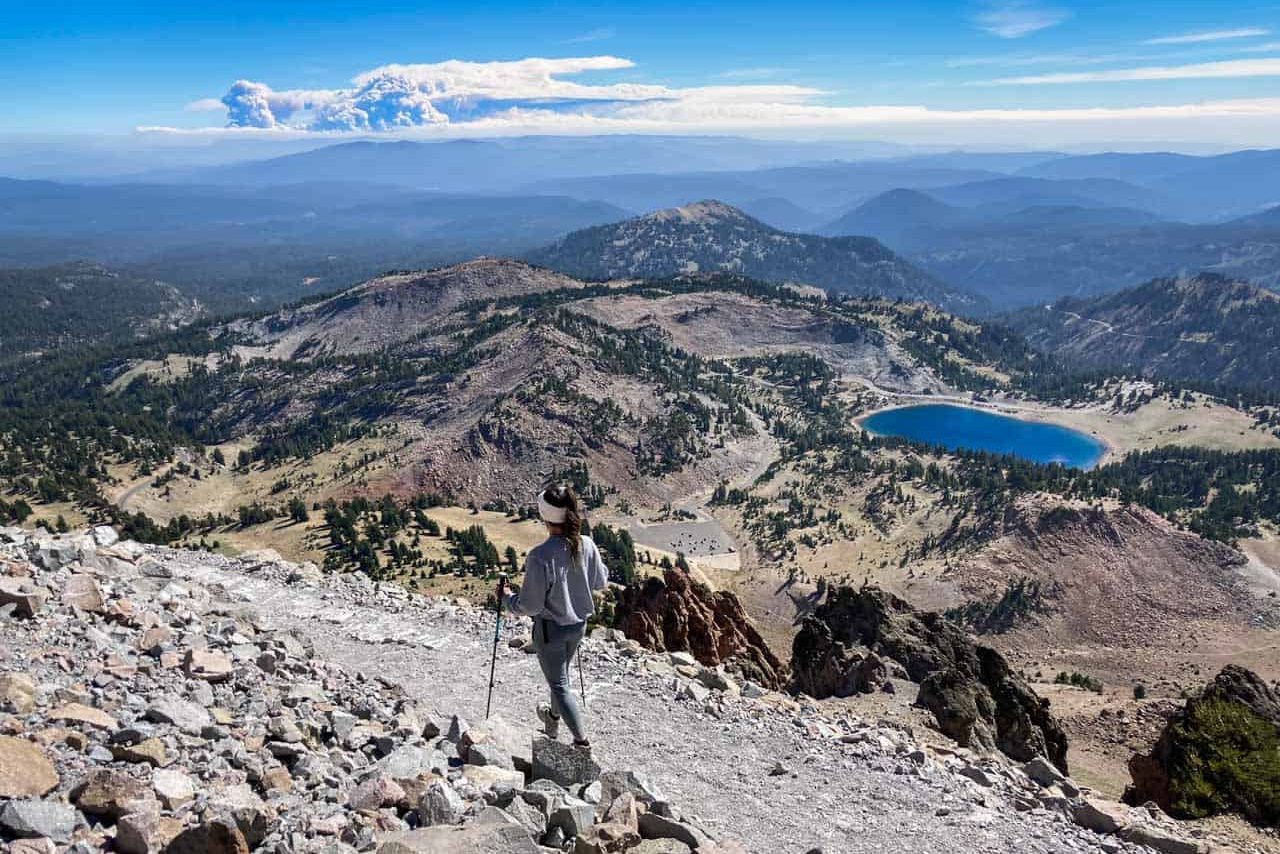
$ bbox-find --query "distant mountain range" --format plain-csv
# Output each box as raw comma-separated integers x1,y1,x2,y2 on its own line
526,200,984,313
162,136,926,192
1016,149,1280,220
825,187,1280,307
1004,273,1280,391
0,177,628,250
7,139,1280,318
0,177,632,313
521,162,1006,222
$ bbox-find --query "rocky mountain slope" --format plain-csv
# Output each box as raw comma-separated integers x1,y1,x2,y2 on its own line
0,525,1230,853
947,500,1264,653
241,259,587,358
526,202,983,314
14,259,999,525
1004,275,1280,391
791,586,1069,771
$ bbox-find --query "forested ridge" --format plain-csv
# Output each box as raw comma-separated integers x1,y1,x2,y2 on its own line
2,269,1277,570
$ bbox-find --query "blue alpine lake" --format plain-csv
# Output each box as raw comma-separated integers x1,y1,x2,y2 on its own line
860,403,1106,469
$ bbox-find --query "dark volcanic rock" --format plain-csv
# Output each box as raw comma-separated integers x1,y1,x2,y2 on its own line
792,586,1067,771
1127,665,1280,825
614,569,786,690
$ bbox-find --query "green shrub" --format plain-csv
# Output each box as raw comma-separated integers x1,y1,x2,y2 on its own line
1166,699,1280,825
1134,684,1147,700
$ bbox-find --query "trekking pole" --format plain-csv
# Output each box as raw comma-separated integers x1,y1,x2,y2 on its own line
577,645,587,710
485,573,508,719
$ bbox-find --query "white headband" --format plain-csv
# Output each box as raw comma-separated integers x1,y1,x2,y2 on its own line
538,493,567,524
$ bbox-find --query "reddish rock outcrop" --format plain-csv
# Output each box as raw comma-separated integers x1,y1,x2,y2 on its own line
613,569,786,689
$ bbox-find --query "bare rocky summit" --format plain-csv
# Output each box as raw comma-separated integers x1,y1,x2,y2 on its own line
526,201,983,313
240,258,586,358
0,527,1229,853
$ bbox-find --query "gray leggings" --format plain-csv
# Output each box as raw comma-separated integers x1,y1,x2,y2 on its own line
534,619,587,741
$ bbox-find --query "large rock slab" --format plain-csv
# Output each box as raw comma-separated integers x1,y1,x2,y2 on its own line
62,574,105,612
0,736,59,797
91,526,120,547
348,776,406,812
0,577,47,618
638,812,713,849
205,784,275,846
116,802,183,854
461,714,525,769
460,764,524,793
72,768,149,819
50,702,118,730
0,799,82,843
532,736,600,788
418,779,465,826
1121,824,1209,854
629,842,693,854
376,824,540,854
166,819,250,854
1072,798,1131,834
146,697,213,735
0,672,37,714
152,768,196,809
184,648,234,682
598,770,664,807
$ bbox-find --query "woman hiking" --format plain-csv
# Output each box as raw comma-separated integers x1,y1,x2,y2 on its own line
503,484,609,749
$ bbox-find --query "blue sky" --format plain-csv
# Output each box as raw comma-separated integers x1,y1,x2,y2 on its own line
4,0,1280,146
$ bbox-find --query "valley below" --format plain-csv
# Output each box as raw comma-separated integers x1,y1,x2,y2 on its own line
5,253,1280,851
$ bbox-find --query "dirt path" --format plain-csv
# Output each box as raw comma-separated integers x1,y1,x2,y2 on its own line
161,548,1114,854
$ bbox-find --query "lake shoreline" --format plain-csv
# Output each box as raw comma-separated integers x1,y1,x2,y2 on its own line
855,399,1111,470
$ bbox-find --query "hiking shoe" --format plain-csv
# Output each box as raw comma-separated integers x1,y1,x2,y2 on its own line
536,703,560,739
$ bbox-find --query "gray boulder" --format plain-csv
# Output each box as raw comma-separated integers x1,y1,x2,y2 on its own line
0,799,82,843
638,812,712,848
532,737,600,788
375,824,539,854
418,779,465,826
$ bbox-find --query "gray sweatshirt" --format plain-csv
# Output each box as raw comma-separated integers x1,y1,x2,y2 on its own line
506,535,609,625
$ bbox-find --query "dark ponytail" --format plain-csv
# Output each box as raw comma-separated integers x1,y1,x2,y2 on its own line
542,484,583,565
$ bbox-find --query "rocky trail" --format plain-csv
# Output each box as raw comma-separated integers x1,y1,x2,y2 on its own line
0,527,1234,853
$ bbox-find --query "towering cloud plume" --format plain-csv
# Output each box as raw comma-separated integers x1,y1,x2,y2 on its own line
216,56,687,131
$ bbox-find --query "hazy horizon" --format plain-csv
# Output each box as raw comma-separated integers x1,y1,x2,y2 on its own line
7,0,1280,177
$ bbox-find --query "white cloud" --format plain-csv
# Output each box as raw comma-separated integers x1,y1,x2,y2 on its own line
563,27,616,44
1144,27,1271,45
153,53,1280,146
974,1,1070,38
984,57,1280,85
206,56,828,132
143,96,1280,144
1238,41,1280,52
